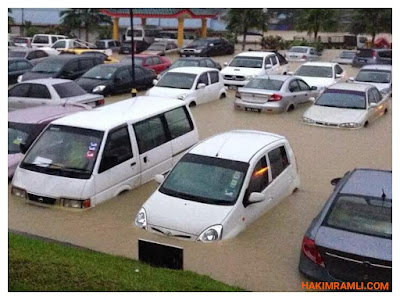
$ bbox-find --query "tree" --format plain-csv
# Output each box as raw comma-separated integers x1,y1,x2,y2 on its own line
226,9,268,50
349,9,391,44
24,21,40,37
295,9,339,43
8,8,14,32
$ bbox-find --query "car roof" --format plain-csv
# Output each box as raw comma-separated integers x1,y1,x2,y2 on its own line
9,48,34,53
236,51,275,57
176,57,208,61
52,96,186,131
16,78,72,85
256,74,293,81
328,82,374,92
340,169,392,199
94,62,131,68
189,130,285,163
168,67,217,74
360,64,392,71
302,62,336,67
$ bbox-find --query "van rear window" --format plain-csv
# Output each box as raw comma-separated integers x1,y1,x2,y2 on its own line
33,36,49,44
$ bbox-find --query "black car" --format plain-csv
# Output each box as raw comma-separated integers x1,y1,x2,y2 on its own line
75,63,156,96
180,38,234,57
352,49,392,68
299,168,391,290
159,57,221,77
119,40,149,54
8,48,49,66
8,58,33,84
19,55,104,82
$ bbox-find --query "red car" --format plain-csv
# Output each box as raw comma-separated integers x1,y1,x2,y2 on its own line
130,54,171,74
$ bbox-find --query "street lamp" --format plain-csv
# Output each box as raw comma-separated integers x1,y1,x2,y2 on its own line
130,8,137,97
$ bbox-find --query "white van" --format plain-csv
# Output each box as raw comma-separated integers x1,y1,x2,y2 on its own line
125,26,162,44
11,96,199,209
135,130,300,241
31,34,68,49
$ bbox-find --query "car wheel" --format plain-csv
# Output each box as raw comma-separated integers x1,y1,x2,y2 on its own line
189,101,196,107
287,104,295,112
384,108,388,114
219,93,226,99
364,121,369,127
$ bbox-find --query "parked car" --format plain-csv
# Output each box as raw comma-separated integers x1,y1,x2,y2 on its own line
18,55,104,82
31,34,68,49
8,58,33,84
8,79,104,111
122,54,171,74
60,50,119,64
349,65,392,95
179,38,234,57
76,63,156,95
41,38,98,56
141,41,179,56
8,48,50,65
147,67,226,107
221,51,289,88
159,57,221,78
234,75,319,113
11,96,199,209
302,83,389,129
291,62,348,92
332,51,356,65
8,104,90,178
95,39,122,53
352,49,392,68
12,37,32,48
299,168,391,289
119,40,149,54
134,130,300,242
285,46,319,62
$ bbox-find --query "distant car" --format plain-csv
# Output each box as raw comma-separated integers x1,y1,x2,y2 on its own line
12,37,32,48
285,46,319,62
119,40,149,54
8,79,104,111
292,62,348,92
349,65,392,95
299,168,391,289
18,55,104,82
234,75,318,113
158,57,221,78
8,104,89,178
141,41,179,56
60,50,119,64
95,39,121,53
134,130,300,242
31,34,68,48
8,48,49,65
146,67,226,107
352,49,392,68
180,38,234,57
8,58,33,84
332,51,356,65
122,54,171,74
302,83,389,129
76,63,156,95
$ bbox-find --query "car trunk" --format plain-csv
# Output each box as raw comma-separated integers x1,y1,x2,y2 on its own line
239,89,273,104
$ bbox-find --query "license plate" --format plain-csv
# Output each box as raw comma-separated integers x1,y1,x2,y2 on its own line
359,59,366,62
228,85,238,90
245,107,261,112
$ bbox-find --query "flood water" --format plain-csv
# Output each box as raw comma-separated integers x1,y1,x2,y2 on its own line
8,49,392,291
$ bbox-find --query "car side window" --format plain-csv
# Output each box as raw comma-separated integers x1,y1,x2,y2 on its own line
209,71,219,84
205,59,215,68
247,156,270,195
265,57,273,66
367,89,377,104
297,79,310,91
115,68,131,82
36,50,48,58
145,58,153,66
28,84,51,99
9,84,30,97
133,116,168,154
268,146,290,180
133,67,144,79
335,65,343,74
371,88,382,103
270,55,278,65
99,126,133,173
164,107,194,139
197,73,209,87
310,48,315,55
52,40,66,49
64,61,79,73
79,59,95,71
289,80,301,92
26,52,36,60
152,57,161,65
51,36,57,44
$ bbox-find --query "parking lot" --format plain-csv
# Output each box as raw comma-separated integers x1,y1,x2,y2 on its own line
8,48,392,291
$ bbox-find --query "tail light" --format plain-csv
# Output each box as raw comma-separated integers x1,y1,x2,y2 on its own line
302,55,307,60
301,236,325,267
269,94,282,101
97,99,105,106
372,50,376,59
235,91,241,99
83,199,91,209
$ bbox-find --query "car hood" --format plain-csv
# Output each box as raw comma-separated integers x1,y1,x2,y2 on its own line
21,71,56,81
144,190,234,236
221,66,263,77
8,153,24,178
147,86,191,99
183,45,207,50
304,105,367,124
76,77,110,92
295,76,335,89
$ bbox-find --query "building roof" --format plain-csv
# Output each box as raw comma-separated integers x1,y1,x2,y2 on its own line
100,8,224,19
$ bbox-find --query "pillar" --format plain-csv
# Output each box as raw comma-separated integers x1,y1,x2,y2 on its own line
201,18,207,38
141,18,146,26
177,18,184,47
113,17,119,40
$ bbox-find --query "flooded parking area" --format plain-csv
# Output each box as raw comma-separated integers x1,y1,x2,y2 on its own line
8,49,392,291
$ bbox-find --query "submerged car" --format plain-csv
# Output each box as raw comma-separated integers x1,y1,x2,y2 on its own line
285,46,319,62
135,130,300,241
234,75,318,113
349,65,392,95
299,168,391,289
303,83,389,129
179,37,234,57
158,57,221,78
352,49,392,68
332,51,356,65
141,41,179,56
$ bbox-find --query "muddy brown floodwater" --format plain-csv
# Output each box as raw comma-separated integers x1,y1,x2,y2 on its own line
8,49,392,291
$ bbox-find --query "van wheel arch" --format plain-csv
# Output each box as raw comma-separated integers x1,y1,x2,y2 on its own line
219,92,226,99
364,121,369,127
189,101,197,107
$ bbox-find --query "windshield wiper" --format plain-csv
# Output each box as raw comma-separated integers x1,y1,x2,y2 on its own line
22,162,64,169
61,166,89,173
316,104,339,108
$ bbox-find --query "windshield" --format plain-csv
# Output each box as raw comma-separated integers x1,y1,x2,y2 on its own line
188,40,209,47
325,194,391,239
95,41,106,49
159,154,249,206
295,66,332,78
148,44,165,51
170,60,199,68
288,47,307,53
316,89,366,109
355,70,391,84
32,35,49,44
32,60,64,74
9,51,26,58
8,122,41,154
340,52,355,59
21,125,104,179
245,78,284,91
229,56,263,68
82,65,118,80
157,72,197,89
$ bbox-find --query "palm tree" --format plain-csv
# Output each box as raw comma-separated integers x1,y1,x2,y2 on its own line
8,8,14,32
60,9,84,39
350,9,391,44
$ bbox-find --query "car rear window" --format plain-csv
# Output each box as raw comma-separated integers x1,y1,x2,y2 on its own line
288,47,307,53
244,78,283,91
356,49,374,58
95,41,106,49
33,35,49,44
53,82,87,98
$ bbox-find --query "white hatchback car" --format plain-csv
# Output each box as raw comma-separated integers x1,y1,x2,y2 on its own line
146,67,226,107
285,46,319,62
134,130,300,242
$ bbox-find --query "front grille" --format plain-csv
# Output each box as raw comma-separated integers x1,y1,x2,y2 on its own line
316,121,339,127
27,193,56,205
223,75,246,81
151,227,192,239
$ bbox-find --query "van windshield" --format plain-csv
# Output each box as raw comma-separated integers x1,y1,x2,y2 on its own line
32,35,49,44
159,154,249,206
20,125,104,179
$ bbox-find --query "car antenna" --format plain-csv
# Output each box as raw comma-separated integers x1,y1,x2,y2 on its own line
381,188,387,207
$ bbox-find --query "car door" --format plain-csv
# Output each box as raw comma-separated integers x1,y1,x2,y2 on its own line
334,64,347,83
207,71,222,101
61,60,80,79
132,115,173,185
370,87,388,121
24,83,54,108
296,79,313,103
94,125,140,203
269,55,281,74
8,83,31,110
114,67,132,93
194,72,211,104
287,79,303,106
309,48,318,61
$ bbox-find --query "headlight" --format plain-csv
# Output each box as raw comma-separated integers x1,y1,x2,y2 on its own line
245,75,256,80
303,117,315,124
135,207,147,229
17,75,23,83
197,225,223,242
11,186,26,199
339,122,361,128
194,49,202,53
92,85,106,93
177,93,188,100
62,198,90,209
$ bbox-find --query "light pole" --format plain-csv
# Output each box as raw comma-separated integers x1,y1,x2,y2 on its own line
130,8,137,97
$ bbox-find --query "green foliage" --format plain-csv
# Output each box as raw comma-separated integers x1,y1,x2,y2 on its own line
97,25,113,40
349,9,391,43
23,21,40,37
295,9,339,42
261,35,285,50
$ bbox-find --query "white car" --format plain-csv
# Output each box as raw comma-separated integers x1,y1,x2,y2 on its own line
134,130,300,242
146,67,227,107
291,62,348,92
349,65,392,95
285,46,319,62
303,83,389,129
220,51,289,88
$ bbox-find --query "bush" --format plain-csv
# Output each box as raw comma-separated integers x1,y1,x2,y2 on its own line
261,35,285,50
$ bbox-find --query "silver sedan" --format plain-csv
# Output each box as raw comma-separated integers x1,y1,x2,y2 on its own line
234,75,319,113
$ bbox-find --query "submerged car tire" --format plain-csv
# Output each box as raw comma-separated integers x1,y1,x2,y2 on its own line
219,93,226,99
189,101,196,107
287,104,295,112
364,121,369,128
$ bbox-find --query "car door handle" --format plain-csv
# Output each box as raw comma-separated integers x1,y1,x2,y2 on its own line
131,162,136,167
143,157,148,163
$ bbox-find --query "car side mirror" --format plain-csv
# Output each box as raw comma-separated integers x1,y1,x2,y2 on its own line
335,73,343,79
19,143,28,154
330,177,342,186
310,86,318,91
223,62,228,66
197,83,206,89
265,64,273,69
287,71,294,76
153,79,158,85
369,103,378,109
309,97,316,102
248,192,265,204
348,77,354,82
154,174,165,184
